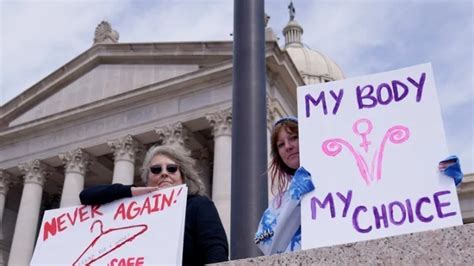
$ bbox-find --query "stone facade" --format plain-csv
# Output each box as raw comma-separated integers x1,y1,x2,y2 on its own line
0,37,304,264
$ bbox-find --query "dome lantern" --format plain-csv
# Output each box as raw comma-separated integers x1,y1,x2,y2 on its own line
283,1,303,48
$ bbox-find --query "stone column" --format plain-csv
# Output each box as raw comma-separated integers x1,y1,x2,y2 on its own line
59,148,92,207
8,160,49,266
206,109,232,238
0,170,13,240
108,135,142,185
155,121,191,149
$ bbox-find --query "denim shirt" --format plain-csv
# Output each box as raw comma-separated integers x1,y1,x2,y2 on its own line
255,167,315,255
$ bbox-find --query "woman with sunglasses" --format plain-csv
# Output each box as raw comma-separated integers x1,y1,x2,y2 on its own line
255,116,463,255
80,144,228,265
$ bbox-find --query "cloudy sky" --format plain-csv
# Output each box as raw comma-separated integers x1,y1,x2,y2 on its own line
1,0,472,173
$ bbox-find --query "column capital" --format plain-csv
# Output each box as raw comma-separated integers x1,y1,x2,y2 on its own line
107,135,143,163
0,169,13,195
155,122,191,148
59,148,93,175
206,108,232,137
18,160,49,186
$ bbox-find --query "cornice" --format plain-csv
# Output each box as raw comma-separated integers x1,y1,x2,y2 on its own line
458,173,474,195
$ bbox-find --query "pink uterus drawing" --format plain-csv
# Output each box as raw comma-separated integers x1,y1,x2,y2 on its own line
322,118,410,186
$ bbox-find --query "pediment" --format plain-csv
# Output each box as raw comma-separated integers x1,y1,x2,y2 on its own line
0,41,303,136
10,63,199,126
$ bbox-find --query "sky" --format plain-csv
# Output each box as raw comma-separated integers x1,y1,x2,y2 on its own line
1,0,472,173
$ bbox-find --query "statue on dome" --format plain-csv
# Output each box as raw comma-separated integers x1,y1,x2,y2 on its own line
265,13,270,28
288,1,296,21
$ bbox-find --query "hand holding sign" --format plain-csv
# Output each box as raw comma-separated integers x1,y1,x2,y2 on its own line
131,186,160,196
31,185,188,265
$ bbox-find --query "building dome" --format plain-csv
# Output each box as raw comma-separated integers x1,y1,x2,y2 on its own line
282,3,345,84
285,44,345,84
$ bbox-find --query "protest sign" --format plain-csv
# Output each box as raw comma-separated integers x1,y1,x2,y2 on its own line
298,63,462,249
31,185,187,265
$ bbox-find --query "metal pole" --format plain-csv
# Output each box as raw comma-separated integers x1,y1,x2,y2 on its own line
231,0,268,260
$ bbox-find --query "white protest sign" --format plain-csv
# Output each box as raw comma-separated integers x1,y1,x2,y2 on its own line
298,63,462,250
31,185,187,265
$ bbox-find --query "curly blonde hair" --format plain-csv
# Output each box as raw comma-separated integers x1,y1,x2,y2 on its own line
141,144,205,195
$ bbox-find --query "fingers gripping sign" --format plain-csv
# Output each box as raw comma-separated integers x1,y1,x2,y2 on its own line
131,187,160,197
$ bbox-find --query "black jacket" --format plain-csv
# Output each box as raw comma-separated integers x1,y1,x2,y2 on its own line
80,184,229,265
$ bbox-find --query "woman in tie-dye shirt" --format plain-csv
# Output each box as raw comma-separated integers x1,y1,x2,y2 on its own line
255,116,314,255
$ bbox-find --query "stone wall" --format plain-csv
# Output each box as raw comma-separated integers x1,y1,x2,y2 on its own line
219,223,473,265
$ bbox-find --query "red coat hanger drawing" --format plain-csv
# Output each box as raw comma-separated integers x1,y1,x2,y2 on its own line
73,220,148,266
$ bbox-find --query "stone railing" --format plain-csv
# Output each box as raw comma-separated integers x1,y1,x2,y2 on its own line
218,223,473,265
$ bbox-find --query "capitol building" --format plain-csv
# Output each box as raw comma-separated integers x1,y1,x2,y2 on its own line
1,11,472,265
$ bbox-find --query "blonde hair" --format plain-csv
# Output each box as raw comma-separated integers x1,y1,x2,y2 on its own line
141,144,205,195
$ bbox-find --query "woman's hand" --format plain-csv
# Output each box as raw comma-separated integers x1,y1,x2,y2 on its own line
131,186,160,197
438,155,463,186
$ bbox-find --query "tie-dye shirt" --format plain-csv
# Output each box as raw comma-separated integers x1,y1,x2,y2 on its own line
255,167,315,255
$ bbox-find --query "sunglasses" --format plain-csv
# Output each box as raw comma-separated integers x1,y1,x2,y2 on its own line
149,164,179,175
